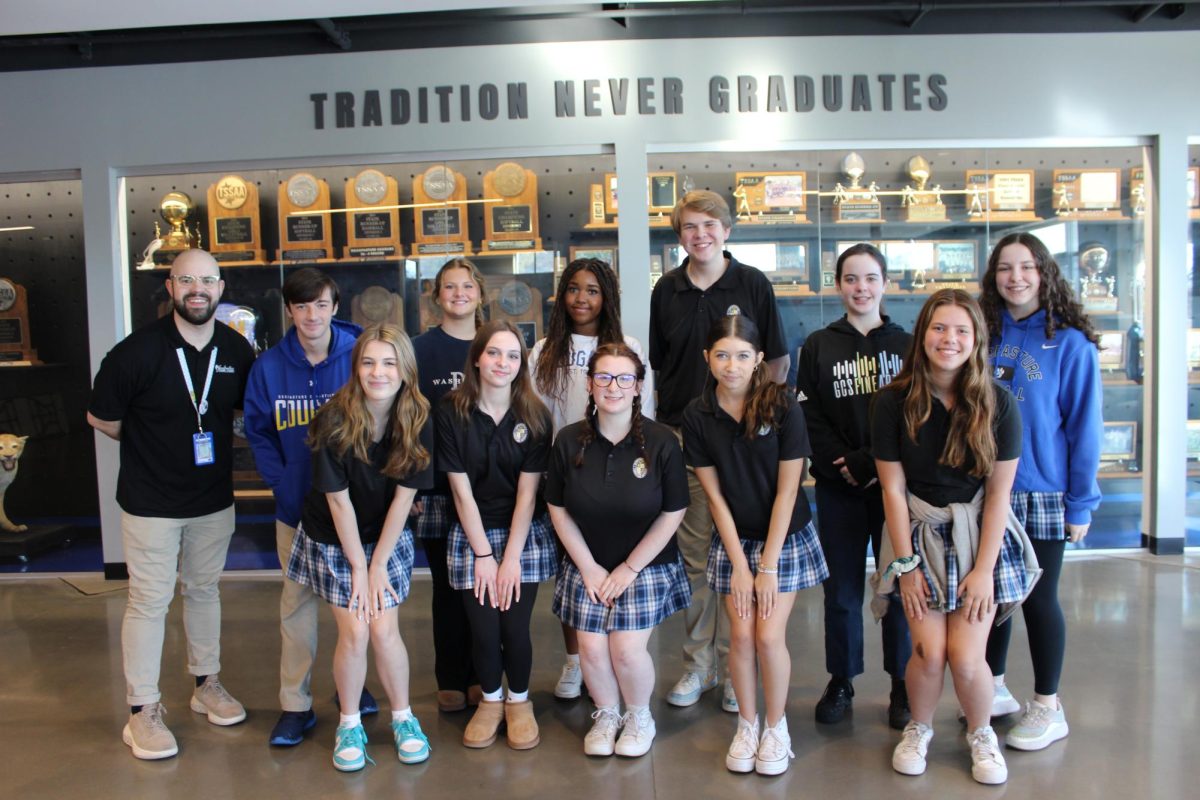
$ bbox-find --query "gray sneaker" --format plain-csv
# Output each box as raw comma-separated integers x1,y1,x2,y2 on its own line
190,676,247,726
123,703,179,760
1006,700,1069,751
666,670,718,707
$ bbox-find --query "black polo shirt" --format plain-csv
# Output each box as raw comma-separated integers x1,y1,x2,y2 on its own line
649,253,787,426
301,418,434,545
435,398,550,529
544,417,688,571
682,387,813,541
871,383,1022,507
413,326,472,496
88,314,255,519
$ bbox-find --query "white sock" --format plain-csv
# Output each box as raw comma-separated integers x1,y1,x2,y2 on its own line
482,687,504,702
566,653,581,666
392,707,413,722
993,674,1007,688
507,689,529,703
340,712,361,728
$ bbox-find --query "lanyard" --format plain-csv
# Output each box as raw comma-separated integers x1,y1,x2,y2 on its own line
176,347,218,433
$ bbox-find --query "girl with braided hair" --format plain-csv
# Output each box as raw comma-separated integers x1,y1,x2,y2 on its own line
529,257,654,700
545,342,690,759
682,315,827,776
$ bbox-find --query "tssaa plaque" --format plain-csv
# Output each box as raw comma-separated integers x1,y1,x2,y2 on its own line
411,165,473,257
0,278,41,366
965,170,1040,222
207,175,266,264
479,162,541,254
277,173,334,261
1052,168,1126,220
342,169,401,260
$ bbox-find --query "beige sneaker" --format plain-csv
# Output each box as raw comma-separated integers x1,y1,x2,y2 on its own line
123,703,179,760
190,676,246,726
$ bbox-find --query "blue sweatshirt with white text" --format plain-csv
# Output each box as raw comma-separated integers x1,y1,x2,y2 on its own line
990,308,1102,525
244,318,362,527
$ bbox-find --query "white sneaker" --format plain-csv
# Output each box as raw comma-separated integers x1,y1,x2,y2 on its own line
967,725,1008,785
123,703,178,760
583,706,622,756
991,684,1021,716
721,679,739,713
892,720,934,776
666,670,718,707
614,707,655,757
725,715,758,773
555,660,583,700
754,719,795,776
1006,699,1069,751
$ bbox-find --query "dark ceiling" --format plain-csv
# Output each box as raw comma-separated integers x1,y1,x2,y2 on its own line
1,1,1196,72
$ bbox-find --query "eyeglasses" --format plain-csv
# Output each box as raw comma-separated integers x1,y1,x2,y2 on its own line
592,372,637,389
172,275,220,288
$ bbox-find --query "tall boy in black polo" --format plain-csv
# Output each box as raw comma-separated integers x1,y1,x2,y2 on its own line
648,190,789,708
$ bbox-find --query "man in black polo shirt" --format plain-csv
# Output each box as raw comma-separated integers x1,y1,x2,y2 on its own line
649,190,789,709
88,249,256,760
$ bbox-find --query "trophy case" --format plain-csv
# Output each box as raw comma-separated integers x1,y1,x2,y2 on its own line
645,144,1153,549
1187,143,1200,547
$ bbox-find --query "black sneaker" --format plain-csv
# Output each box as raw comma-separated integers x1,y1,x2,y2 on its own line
888,680,912,731
269,709,316,746
815,677,854,724
332,688,379,715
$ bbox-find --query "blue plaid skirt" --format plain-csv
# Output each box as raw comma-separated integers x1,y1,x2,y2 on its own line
411,494,453,541
706,520,829,594
286,524,414,610
447,513,557,590
1010,491,1066,541
914,521,1027,612
553,555,691,633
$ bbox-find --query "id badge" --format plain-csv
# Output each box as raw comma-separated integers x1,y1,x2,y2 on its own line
193,431,215,466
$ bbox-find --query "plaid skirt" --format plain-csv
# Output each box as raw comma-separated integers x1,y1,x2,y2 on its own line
285,523,414,610
914,521,1027,612
447,513,557,590
1010,491,1066,541
706,520,829,594
411,494,453,541
553,555,691,634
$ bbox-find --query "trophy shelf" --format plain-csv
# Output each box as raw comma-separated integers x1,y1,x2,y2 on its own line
1097,469,1142,480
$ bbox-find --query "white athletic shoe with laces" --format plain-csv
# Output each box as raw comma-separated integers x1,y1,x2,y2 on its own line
725,715,759,773
966,725,1008,785
1006,699,1069,750
892,720,934,776
754,719,795,776
614,707,655,757
583,706,622,756
555,660,583,700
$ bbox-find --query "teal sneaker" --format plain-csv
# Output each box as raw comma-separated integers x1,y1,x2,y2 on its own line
392,716,431,764
333,723,374,772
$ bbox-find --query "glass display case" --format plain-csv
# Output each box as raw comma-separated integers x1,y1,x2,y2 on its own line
648,144,1152,548
1187,142,1200,548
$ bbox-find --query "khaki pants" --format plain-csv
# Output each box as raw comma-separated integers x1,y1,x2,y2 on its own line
671,428,729,675
276,521,320,712
121,505,235,706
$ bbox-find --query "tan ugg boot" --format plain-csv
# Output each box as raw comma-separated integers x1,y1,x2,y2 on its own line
505,700,540,750
463,700,505,748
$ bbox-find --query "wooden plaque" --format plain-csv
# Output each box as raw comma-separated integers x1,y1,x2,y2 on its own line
648,172,678,216
0,277,41,365
1100,421,1137,462
480,162,541,254
342,169,402,260
734,172,810,224
964,170,1040,221
583,183,611,229
277,173,334,262
411,165,473,257
833,184,885,224
207,176,266,265
1052,168,1126,219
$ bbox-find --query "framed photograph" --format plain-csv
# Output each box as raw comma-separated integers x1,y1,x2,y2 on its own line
764,173,807,209
1189,167,1200,209
882,240,936,276
1188,420,1200,461
1100,421,1137,462
934,241,977,277
648,172,678,214
568,245,617,268
1098,331,1125,371
604,173,619,216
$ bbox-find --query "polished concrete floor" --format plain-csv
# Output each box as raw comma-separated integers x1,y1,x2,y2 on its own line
3,551,1196,799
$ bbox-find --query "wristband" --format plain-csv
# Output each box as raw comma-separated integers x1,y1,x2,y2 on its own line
757,562,779,575
473,550,494,559
624,561,641,574
885,554,921,581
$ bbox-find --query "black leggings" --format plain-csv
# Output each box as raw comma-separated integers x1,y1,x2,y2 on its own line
461,583,540,695
985,538,1066,696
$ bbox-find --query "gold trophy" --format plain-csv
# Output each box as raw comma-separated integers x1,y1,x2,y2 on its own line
902,156,947,223
1079,242,1117,311
153,191,201,264
833,152,884,223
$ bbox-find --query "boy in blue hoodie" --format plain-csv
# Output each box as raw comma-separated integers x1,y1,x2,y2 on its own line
980,233,1102,752
243,268,365,746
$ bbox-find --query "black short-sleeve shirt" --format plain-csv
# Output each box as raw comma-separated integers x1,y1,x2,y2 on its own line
682,388,813,541
649,253,787,425
88,315,256,518
300,417,434,545
435,398,550,529
544,417,688,571
413,326,472,496
871,382,1022,507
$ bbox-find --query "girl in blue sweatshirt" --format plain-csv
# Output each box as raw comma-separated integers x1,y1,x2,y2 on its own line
979,232,1102,751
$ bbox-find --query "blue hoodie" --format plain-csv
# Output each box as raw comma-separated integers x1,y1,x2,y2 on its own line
244,318,362,526
990,308,1102,526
